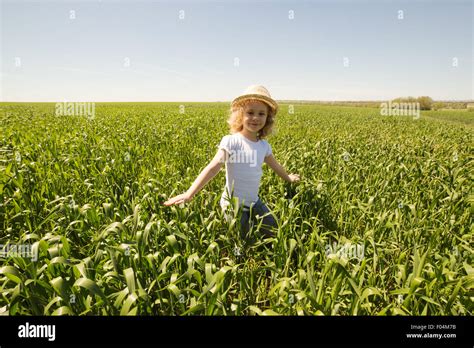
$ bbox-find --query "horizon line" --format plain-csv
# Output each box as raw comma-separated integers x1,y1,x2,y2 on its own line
1,99,473,103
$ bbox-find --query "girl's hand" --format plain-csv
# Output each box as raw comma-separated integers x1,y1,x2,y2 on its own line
288,174,300,183
163,193,192,206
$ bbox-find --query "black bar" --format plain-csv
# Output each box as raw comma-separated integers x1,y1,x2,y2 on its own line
0,316,471,346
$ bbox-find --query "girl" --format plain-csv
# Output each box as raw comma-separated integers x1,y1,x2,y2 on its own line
163,85,300,240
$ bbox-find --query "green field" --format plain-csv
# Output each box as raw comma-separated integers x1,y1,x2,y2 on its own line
0,102,472,315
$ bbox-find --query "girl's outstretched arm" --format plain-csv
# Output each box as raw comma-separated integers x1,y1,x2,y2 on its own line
264,154,300,183
163,149,227,206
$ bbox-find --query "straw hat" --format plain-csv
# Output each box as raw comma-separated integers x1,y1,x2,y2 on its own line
231,85,278,114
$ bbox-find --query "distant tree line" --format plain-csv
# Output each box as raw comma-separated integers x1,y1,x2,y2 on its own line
392,96,433,110
279,99,472,110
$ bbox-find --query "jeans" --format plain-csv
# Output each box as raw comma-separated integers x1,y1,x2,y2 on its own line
223,198,278,240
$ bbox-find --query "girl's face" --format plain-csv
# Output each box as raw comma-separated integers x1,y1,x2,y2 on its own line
242,101,268,134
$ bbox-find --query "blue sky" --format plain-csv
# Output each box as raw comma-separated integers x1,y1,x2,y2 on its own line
1,0,472,101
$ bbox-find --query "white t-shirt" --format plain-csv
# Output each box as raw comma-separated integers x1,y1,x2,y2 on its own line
217,132,272,209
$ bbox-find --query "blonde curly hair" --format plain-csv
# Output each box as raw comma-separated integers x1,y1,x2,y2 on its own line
227,98,276,140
